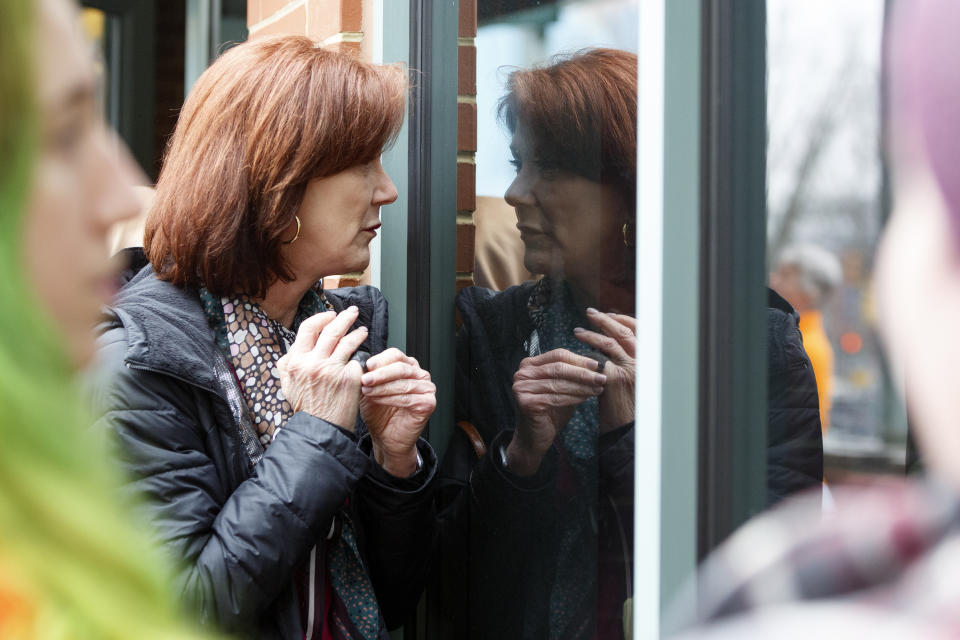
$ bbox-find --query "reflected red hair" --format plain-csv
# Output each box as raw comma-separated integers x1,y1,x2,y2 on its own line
145,37,407,297
499,48,637,211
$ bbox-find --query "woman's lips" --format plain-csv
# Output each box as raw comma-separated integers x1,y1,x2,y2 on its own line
362,223,382,237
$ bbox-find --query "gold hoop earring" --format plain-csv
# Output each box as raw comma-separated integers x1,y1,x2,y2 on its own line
622,222,632,247
283,216,301,245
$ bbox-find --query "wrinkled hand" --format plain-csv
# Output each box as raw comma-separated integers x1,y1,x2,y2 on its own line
360,348,436,477
276,306,367,431
507,348,607,476
574,308,636,431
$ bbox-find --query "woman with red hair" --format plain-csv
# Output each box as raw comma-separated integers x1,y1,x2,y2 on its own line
94,37,437,639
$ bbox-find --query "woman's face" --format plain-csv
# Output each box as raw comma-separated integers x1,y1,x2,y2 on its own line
282,157,398,282
22,0,143,368
504,126,629,283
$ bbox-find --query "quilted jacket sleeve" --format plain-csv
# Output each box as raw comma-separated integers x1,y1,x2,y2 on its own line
92,327,372,633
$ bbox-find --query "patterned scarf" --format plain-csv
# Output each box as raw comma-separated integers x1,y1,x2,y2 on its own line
200,284,382,640
526,277,601,639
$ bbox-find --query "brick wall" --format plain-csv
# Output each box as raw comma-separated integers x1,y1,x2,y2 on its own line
457,0,477,296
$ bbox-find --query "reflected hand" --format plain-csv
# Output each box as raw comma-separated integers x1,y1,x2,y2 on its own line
360,348,436,477
574,309,636,432
277,307,367,430
508,348,607,475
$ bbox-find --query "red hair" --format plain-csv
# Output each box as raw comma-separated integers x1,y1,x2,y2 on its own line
146,37,407,297
499,48,637,210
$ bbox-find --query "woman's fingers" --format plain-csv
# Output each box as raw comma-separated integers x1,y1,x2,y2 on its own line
606,312,637,332
364,347,418,372
313,306,360,357
521,348,602,372
361,360,430,388
289,310,336,354
361,378,436,398
330,326,369,363
513,376,604,397
574,327,630,363
514,357,607,387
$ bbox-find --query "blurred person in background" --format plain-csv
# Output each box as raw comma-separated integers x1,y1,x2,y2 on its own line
92,37,437,639
771,244,842,433
672,1,960,637
0,0,218,637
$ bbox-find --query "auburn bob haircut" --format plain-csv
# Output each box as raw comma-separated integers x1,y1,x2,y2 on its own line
145,37,407,298
499,48,637,212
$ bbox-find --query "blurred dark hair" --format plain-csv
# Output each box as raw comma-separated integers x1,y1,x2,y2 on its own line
498,48,637,211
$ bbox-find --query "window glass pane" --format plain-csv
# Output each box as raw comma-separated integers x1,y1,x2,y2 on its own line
765,0,904,498
436,2,638,637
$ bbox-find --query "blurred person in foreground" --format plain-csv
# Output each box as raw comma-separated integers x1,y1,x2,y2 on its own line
672,1,960,637
0,0,217,637
770,244,842,434
92,36,437,639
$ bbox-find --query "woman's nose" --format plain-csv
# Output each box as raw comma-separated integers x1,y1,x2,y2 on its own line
504,173,534,208
374,163,399,206
91,128,146,232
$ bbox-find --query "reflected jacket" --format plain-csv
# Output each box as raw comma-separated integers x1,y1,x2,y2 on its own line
766,288,824,507
91,255,437,639
436,283,635,640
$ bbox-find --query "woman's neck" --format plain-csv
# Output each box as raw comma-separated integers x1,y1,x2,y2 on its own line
255,277,315,329
567,276,635,316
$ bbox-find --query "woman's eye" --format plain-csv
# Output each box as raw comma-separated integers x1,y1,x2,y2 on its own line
509,157,521,171
48,119,87,156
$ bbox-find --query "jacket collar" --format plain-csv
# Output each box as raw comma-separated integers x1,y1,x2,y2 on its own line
107,257,222,395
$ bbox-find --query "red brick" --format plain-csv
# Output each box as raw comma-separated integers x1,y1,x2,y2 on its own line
457,102,477,152
457,162,476,212
458,45,476,96
261,0,297,19
250,3,306,38
459,0,477,38
456,223,476,272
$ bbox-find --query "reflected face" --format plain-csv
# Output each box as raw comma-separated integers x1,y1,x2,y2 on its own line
22,0,142,368
504,127,629,283
282,157,398,281
770,264,810,312
875,135,960,489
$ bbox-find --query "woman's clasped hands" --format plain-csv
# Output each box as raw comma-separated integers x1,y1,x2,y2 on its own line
506,308,636,476
277,306,435,478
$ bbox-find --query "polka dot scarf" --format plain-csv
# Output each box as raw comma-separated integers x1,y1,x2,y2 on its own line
200,284,332,446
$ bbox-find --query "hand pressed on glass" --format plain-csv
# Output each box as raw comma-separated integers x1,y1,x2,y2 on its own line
507,349,607,476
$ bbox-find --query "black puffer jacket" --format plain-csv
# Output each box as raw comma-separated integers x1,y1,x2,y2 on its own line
435,283,634,640
91,259,436,639
766,288,824,507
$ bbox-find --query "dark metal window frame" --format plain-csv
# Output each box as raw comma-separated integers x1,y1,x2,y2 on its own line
698,0,769,559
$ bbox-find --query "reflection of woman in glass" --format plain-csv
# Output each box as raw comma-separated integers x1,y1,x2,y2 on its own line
94,38,437,638
438,49,637,640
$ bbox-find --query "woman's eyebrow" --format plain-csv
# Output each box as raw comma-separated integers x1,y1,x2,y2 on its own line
48,77,97,115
